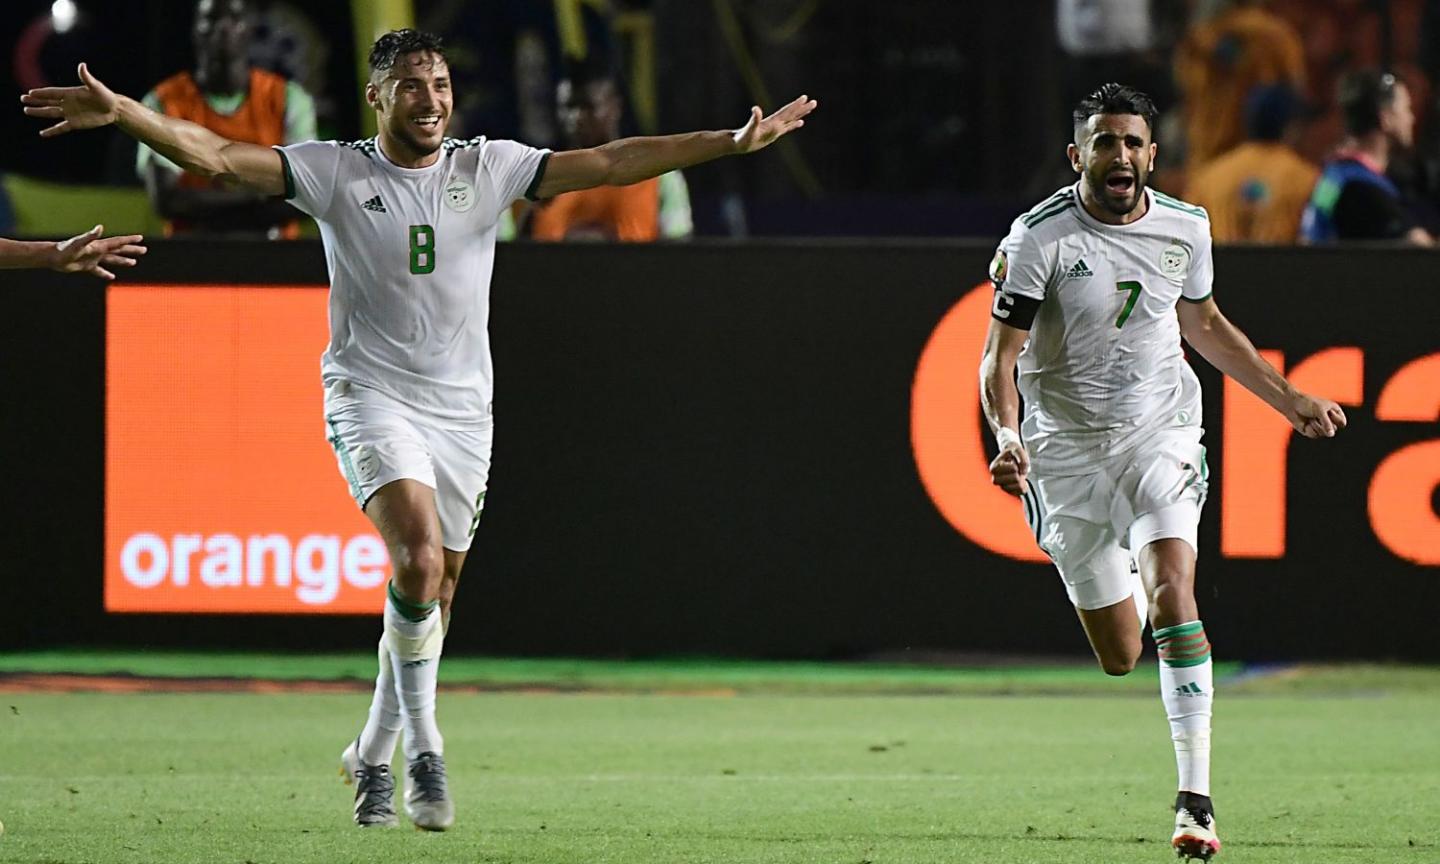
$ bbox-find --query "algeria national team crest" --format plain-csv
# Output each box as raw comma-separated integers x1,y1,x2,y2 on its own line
1160,241,1190,278
444,178,476,213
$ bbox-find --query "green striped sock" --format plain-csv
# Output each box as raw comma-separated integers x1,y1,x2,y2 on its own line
386,580,438,623
1154,621,1211,668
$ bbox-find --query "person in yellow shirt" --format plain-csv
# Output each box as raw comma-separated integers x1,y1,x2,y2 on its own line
1186,84,1318,243
1174,0,1305,171
527,59,692,242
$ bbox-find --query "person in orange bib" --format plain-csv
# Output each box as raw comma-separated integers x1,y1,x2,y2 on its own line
135,0,315,238
528,58,691,242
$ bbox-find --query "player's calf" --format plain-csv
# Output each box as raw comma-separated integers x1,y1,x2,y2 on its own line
1077,597,1144,676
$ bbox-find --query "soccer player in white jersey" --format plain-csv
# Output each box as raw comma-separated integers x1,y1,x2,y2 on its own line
979,84,1347,860
23,30,816,831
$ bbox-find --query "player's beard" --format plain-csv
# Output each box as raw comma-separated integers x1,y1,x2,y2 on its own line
395,120,446,158
1090,164,1148,217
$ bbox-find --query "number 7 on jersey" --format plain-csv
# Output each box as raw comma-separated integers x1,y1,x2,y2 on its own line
1114,280,1142,328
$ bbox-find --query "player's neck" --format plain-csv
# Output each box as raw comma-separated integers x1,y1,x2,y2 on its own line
377,132,443,170
196,60,249,96
1341,134,1389,174
1078,181,1149,226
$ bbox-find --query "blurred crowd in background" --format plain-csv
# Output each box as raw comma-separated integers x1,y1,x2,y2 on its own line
1,0,1436,244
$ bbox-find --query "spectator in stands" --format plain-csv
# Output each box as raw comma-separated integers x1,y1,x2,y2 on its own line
525,58,692,242
136,0,316,239
1174,0,1306,171
1301,71,1435,245
1186,84,1318,243
0,225,145,279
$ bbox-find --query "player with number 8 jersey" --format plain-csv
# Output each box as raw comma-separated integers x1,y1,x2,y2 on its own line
23,27,816,833
280,133,548,426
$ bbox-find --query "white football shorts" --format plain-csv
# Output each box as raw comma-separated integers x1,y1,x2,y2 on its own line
1021,427,1208,610
322,379,493,552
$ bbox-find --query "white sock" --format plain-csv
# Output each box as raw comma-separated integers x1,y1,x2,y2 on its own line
384,600,444,760
357,633,402,766
1156,621,1213,796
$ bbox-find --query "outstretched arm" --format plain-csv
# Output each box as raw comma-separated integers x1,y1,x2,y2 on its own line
534,95,817,200
1178,297,1347,438
0,225,146,280
23,63,285,196
145,162,299,230
979,318,1032,496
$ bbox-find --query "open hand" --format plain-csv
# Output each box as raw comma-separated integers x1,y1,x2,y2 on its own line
1288,393,1347,439
21,62,119,137
732,94,818,154
51,225,147,280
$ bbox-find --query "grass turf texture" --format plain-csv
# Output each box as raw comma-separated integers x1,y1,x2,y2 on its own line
0,657,1436,863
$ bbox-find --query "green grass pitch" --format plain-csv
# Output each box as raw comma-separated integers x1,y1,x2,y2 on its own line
0,655,1436,863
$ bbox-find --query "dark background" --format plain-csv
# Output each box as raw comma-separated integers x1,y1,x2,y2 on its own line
2,240,1437,660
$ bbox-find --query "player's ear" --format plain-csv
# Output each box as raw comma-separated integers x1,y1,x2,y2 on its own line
1066,142,1082,174
364,81,381,111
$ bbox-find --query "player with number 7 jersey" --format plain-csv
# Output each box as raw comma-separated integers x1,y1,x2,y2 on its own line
989,174,1213,478
978,84,1346,860
23,28,816,833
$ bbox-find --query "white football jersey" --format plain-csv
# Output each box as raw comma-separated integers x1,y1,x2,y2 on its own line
278,136,550,428
989,184,1214,475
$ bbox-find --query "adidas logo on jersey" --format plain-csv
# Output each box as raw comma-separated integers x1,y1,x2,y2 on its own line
1173,682,1205,697
1064,259,1094,279
361,195,387,213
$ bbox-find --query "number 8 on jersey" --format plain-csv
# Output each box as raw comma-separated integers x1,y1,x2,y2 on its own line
409,224,436,275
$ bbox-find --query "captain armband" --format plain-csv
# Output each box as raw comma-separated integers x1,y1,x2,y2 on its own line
990,285,1042,329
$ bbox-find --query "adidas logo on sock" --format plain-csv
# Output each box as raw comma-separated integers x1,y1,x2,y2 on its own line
361,195,387,213
1064,259,1093,279
1173,682,1205,697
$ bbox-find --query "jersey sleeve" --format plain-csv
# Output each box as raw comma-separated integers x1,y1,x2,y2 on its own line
275,140,342,218
1181,224,1214,302
988,219,1053,329
484,140,552,209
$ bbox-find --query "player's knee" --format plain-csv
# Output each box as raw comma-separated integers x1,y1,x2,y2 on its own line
1149,579,1196,622
391,541,444,598
1095,638,1142,676
1098,653,1139,677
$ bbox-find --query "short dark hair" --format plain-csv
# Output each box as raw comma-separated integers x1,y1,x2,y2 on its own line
1338,70,1400,136
1072,83,1159,140
368,29,446,79
1244,84,1300,141
560,53,620,93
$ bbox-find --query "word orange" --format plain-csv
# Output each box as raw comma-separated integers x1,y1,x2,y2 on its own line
106,285,390,614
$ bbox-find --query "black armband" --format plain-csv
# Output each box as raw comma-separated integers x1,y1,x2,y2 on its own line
990,285,1041,329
